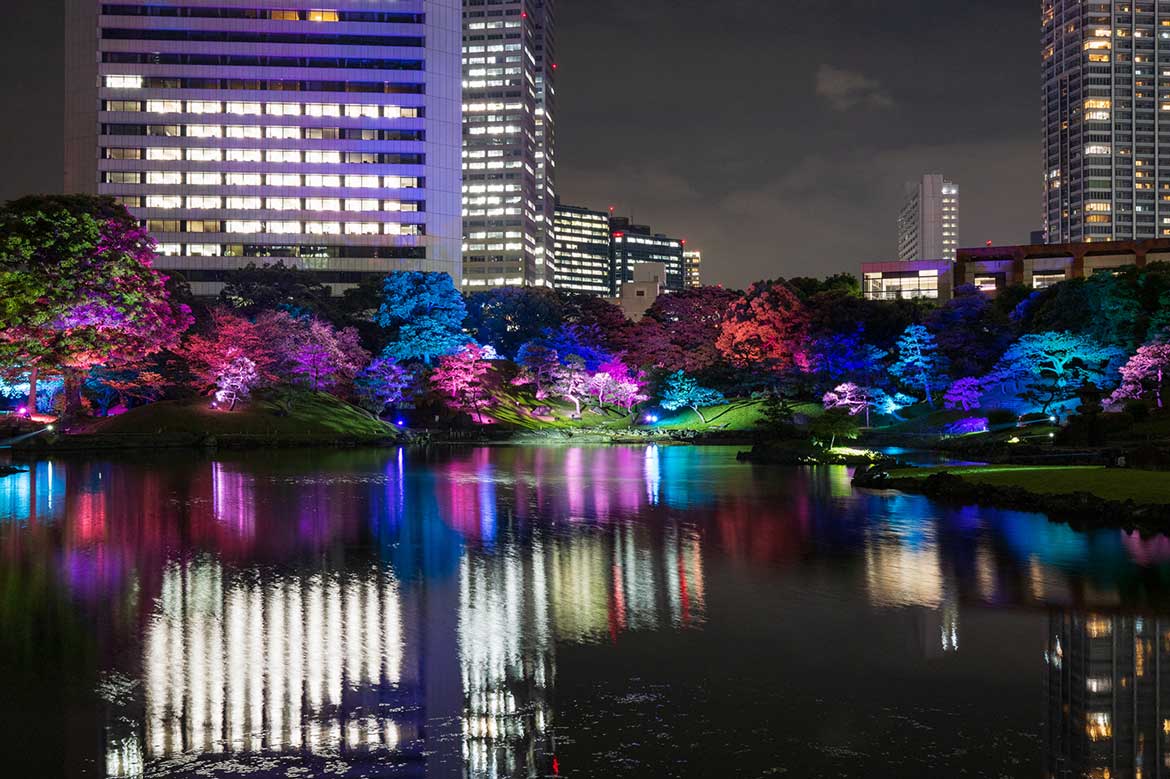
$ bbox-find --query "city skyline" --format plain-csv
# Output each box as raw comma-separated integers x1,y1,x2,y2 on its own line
0,0,1036,288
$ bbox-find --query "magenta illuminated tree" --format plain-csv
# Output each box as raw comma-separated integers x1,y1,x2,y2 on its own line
431,343,494,422
286,318,369,393
548,355,590,418
588,358,649,414
1109,341,1170,409
0,196,193,416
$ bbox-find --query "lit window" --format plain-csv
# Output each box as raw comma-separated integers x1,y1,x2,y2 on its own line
146,147,182,161
225,220,262,234
308,9,340,22
105,75,143,89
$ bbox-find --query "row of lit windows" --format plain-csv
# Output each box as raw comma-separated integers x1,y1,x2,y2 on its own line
105,148,412,164
139,195,419,212
101,95,420,120
100,6,423,24
145,219,421,236
103,172,421,188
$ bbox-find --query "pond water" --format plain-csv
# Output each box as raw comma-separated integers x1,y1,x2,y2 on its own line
0,445,1167,778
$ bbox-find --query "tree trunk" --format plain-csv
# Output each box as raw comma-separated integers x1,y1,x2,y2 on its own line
1159,368,1165,410
26,364,38,413
693,405,708,424
830,433,837,449
62,368,84,420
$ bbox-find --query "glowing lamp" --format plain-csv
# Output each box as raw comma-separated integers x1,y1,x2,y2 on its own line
46,425,54,432
395,419,406,427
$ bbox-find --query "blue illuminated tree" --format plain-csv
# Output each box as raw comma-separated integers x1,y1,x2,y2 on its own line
376,271,467,364
660,370,725,424
889,324,947,407
989,331,1125,413
354,356,414,414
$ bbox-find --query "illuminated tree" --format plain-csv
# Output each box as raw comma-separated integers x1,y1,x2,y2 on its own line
926,286,1014,377
588,359,649,414
660,370,725,424
181,307,287,392
542,323,612,371
431,344,494,421
989,331,1124,413
376,271,468,364
213,357,258,411
944,377,985,412
822,382,872,422
889,324,947,407
548,356,591,418
511,342,561,399
716,280,810,372
354,356,414,414
807,330,887,389
0,195,193,416
465,287,566,360
286,318,369,393
1109,341,1170,409
218,261,335,319
641,286,739,372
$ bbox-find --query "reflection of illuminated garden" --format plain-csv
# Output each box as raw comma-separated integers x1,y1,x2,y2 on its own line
4,446,1170,777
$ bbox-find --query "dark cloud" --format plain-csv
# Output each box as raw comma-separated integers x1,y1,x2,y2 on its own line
815,66,894,112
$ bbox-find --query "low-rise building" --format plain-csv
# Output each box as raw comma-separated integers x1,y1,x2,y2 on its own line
861,260,953,301
609,262,665,321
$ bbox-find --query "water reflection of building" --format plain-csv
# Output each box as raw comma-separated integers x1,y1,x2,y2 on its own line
1045,611,1170,779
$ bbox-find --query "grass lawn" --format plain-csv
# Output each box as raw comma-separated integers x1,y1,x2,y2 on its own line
84,391,393,440
887,465,1170,505
653,399,822,431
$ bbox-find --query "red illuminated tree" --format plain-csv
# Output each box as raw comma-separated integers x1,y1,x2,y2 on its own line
715,281,809,372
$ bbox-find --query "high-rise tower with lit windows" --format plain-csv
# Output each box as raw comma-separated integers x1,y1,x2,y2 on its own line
1043,0,1170,243
64,0,463,296
897,174,959,261
461,0,556,289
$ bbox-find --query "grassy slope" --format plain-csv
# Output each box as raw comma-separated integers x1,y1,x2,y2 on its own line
85,392,393,440
654,399,822,431
887,465,1170,505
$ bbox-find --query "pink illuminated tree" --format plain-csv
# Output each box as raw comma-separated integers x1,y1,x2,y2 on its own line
0,196,193,416
548,355,590,418
1109,341,1170,409
431,344,494,422
285,318,369,393
182,307,287,392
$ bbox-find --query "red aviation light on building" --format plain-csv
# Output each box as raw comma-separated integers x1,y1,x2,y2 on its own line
681,239,687,245
986,240,993,247
613,232,624,238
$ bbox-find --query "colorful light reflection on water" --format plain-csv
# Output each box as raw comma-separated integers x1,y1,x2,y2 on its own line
0,446,1168,778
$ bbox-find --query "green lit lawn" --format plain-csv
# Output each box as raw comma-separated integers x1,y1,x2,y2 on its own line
86,391,393,440
887,465,1170,505
654,400,823,431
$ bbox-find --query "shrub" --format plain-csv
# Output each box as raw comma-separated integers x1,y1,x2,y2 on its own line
987,409,1017,428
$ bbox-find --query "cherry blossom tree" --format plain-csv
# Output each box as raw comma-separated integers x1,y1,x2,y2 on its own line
548,356,591,418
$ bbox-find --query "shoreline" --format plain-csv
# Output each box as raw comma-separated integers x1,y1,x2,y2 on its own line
853,467,1170,533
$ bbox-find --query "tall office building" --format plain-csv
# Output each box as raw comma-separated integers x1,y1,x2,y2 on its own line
1043,2,1170,243
683,249,702,288
610,216,685,294
553,203,611,295
64,0,463,297
897,174,959,261
461,0,556,289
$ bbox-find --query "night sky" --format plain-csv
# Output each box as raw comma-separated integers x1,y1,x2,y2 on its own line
0,0,1038,287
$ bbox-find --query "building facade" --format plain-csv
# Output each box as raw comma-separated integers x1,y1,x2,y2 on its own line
897,174,959,261
610,262,665,320
862,236,1170,302
1043,1,1170,243
553,203,611,295
683,249,702,288
610,216,684,294
64,0,464,297
461,0,556,289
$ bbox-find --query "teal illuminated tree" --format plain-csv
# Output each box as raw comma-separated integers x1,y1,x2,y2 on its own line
889,324,947,406
376,271,468,364
989,331,1124,413
0,195,192,416
660,370,725,424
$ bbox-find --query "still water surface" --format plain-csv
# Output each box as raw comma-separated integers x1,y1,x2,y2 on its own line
0,445,1166,778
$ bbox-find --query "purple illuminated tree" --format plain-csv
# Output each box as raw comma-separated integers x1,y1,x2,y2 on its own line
286,318,369,393
823,382,872,424
214,357,259,411
0,195,193,416
889,324,947,407
431,344,494,422
354,356,414,414
944,377,985,412
1109,341,1170,409
660,370,725,424
588,358,649,414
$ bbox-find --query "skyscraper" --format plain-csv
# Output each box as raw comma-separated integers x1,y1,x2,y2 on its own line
897,174,959,261
64,0,464,297
683,249,702,288
553,203,611,295
1043,2,1170,243
461,0,557,289
610,216,685,294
